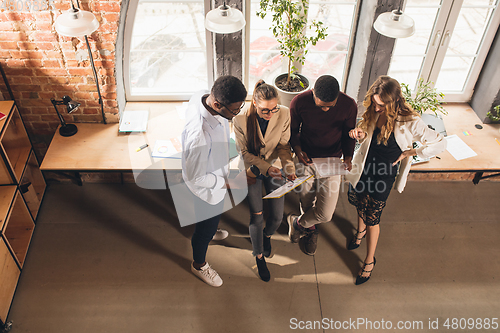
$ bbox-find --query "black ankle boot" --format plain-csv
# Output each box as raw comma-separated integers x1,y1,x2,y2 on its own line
263,234,272,258
256,256,270,282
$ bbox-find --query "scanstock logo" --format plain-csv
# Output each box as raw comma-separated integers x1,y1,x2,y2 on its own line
127,112,247,227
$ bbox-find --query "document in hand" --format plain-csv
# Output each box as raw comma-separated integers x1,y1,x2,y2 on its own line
262,175,313,199
312,157,349,176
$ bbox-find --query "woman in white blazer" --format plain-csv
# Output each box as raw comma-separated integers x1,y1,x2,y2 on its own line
345,75,446,285
233,80,296,282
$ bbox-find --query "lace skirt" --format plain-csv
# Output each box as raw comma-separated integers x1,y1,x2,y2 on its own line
348,185,387,226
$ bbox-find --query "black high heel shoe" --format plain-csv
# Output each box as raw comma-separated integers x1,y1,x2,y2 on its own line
347,228,366,250
355,257,376,285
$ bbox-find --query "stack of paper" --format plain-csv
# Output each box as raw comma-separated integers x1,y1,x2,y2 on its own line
119,110,149,132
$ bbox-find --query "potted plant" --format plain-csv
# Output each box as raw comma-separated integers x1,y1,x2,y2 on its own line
486,104,500,123
401,78,447,116
257,0,327,106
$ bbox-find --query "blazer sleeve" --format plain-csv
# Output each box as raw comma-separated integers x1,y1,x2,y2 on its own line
275,107,295,176
233,114,272,175
408,117,447,159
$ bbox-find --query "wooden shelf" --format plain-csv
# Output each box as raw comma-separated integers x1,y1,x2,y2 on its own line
3,192,34,268
20,151,46,220
0,185,16,231
0,100,44,321
0,239,20,323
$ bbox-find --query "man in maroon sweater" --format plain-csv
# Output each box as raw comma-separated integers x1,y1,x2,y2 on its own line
288,75,357,255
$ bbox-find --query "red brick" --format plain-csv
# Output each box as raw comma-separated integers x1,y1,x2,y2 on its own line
0,32,28,42
31,108,52,115
42,60,61,67
0,51,11,58
50,77,69,84
44,51,63,59
23,115,42,122
94,2,121,12
103,13,119,21
32,32,57,42
38,92,57,99
17,42,38,51
11,77,32,84
32,77,50,85
6,59,25,67
100,34,117,42
0,41,18,50
63,51,77,60
0,22,13,30
82,108,99,114
34,12,52,21
68,68,92,76
12,84,43,92
24,59,43,67
74,92,94,100
36,22,53,31
10,51,44,59
68,77,84,84
41,115,59,122
47,84,77,92
3,67,34,76
37,42,56,51
35,68,68,76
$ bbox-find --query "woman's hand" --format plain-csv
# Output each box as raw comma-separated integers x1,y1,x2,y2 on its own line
392,149,417,166
267,166,283,179
287,173,297,181
349,128,366,141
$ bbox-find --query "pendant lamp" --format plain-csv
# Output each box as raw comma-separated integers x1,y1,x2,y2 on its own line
205,3,245,34
373,9,415,38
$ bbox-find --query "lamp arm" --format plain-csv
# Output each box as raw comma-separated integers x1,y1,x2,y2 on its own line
51,100,68,127
85,35,107,124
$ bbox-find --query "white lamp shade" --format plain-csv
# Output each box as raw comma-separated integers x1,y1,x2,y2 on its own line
55,8,99,37
373,9,415,38
205,5,245,34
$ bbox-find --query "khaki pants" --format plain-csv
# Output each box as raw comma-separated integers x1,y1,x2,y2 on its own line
295,162,341,229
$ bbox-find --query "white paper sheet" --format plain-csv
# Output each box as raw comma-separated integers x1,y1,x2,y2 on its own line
151,138,182,159
312,157,349,176
262,175,313,199
445,134,477,161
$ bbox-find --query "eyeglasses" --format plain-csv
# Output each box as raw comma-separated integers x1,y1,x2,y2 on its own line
217,100,245,115
259,105,280,115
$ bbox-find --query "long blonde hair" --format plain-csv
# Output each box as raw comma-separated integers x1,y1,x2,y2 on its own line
246,80,279,155
358,75,418,145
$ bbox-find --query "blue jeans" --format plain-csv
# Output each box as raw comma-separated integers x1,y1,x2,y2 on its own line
247,175,285,256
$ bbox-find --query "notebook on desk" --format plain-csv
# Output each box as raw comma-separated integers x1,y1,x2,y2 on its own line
119,110,149,132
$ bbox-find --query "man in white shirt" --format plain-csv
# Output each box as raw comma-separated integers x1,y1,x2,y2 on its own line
182,75,247,287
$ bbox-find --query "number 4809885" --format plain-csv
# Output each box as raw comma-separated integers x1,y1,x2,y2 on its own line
0,0,55,11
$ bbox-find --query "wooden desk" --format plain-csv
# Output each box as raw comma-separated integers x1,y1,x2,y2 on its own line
410,103,500,182
41,102,500,183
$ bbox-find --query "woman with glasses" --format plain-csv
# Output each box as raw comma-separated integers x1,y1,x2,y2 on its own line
233,80,296,282
345,75,446,285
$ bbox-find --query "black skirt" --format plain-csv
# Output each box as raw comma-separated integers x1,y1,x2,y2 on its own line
348,128,402,225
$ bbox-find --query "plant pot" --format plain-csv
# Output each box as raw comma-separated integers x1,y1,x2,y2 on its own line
273,73,310,108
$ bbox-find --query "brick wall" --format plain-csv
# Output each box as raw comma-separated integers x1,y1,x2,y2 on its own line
0,0,121,158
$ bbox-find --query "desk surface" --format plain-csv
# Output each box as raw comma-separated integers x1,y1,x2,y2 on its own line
40,102,500,172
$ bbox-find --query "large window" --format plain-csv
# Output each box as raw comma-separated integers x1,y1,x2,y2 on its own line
247,0,358,92
388,0,500,102
125,0,210,101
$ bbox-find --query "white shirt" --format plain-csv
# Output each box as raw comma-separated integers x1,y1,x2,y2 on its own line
181,91,230,205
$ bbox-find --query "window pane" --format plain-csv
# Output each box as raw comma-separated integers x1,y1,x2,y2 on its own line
248,0,357,92
129,0,208,97
388,2,440,90
434,56,474,91
302,2,355,85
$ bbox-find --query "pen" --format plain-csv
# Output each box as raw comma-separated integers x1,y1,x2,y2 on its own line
496,138,500,147
136,144,148,152
436,156,441,159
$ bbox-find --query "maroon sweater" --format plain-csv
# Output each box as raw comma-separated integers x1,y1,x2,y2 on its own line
290,90,357,159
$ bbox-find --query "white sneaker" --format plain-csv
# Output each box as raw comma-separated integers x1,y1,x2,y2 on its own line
212,229,229,241
191,262,223,287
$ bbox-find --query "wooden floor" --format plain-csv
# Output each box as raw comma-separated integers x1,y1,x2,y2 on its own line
6,180,500,333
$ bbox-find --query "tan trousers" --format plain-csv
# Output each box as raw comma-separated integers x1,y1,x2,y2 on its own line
295,162,341,229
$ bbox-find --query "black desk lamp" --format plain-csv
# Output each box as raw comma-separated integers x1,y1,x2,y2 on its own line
51,95,80,137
